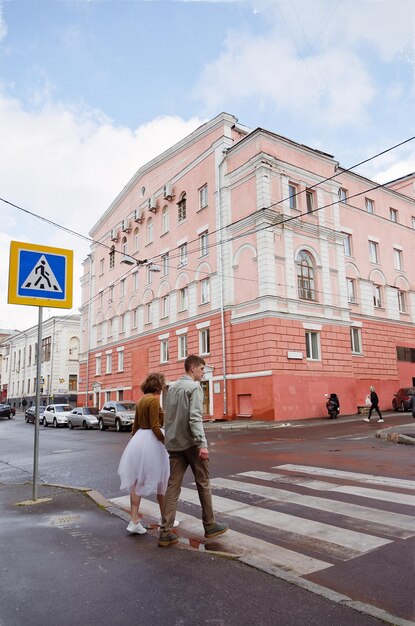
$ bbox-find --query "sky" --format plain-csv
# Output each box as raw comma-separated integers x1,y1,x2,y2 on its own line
1,0,414,331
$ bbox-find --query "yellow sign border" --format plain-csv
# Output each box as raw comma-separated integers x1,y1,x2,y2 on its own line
8,241,73,309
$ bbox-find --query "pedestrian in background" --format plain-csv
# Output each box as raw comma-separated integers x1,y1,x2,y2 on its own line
158,354,228,547
364,386,384,423
118,372,172,535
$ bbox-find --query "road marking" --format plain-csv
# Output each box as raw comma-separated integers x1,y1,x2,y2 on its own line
276,464,415,490
211,477,415,537
239,471,415,507
109,496,332,576
178,487,391,557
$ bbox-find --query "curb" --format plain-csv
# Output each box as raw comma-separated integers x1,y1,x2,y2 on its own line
375,430,415,445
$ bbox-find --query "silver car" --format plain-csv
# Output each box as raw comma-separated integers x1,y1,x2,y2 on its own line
43,404,73,428
98,401,136,432
68,407,99,430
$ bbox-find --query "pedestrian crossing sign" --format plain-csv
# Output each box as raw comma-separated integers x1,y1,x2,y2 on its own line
8,241,73,308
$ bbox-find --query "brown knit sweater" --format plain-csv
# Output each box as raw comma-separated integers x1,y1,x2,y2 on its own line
131,394,164,442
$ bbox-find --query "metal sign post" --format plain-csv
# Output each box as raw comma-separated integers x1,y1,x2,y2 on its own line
8,241,73,501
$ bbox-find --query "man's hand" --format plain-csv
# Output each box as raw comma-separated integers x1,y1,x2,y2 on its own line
198,447,209,460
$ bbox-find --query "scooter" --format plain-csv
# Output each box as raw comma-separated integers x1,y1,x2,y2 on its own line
325,393,340,419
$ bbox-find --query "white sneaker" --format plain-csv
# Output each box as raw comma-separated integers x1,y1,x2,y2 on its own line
159,519,180,528
377,418,384,423
363,417,370,422
126,520,147,534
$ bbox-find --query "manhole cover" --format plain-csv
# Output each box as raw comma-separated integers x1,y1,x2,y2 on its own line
49,514,81,526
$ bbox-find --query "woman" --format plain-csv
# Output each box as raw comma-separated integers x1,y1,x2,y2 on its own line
118,373,177,534
364,386,384,423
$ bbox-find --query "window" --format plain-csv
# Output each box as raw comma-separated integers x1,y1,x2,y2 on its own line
97,323,103,342
369,241,379,264
350,328,362,354
160,339,169,363
145,302,152,324
373,285,382,308
178,194,187,222
118,350,124,372
134,227,139,252
42,336,51,362
179,287,188,311
397,290,406,313
95,355,101,376
199,328,210,355
343,233,352,256
28,345,32,367
199,231,209,256
106,353,112,374
162,253,169,276
27,379,30,393
121,237,127,256
131,308,138,329
178,243,187,267
108,318,114,337
347,278,357,303
99,259,104,275
201,278,210,304
69,375,78,391
199,184,208,209
178,334,188,359
109,246,115,269
120,278,126,297
146,265,153,284
305,331,320,360
120,314,125,334
162,206,169,234
305,190,314,214
396,346,415,362
394,248,403,271
133,272,138,291
365,198,374,214
288,184,297,209
147,218,153,243
390,208,398,223
99,291,104,307
105,391,111,402
109,285,114,302
296,251,316,301
412,216,415,229
161,295,169,318
339,188,347,203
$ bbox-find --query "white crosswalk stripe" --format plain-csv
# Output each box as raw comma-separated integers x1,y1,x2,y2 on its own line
110,464,414,578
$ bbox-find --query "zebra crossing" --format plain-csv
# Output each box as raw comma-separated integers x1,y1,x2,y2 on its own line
110,464,415,578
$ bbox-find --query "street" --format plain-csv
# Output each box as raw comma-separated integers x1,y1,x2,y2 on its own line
1,411,414,625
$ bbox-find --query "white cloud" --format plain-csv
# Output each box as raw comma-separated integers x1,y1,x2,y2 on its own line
0,90,203,329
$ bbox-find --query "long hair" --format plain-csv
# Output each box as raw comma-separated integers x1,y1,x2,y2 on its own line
140,373,166,394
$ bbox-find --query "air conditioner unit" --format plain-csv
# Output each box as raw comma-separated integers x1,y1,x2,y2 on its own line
110,228,119,242
148,196,158,213
121,219,131,233
133,208,144,223
163,183,174,200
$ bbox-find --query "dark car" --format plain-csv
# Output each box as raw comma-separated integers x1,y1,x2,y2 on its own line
392,387,415,412
25,406,46,424
0,404,12,419
4,404,15,416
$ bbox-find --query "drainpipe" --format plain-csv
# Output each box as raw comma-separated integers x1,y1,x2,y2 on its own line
49,318,56,404
217,149,229,417
84,254,93,407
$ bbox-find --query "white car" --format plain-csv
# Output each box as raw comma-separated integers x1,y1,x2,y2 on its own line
68,407,99,430
43,404,73,428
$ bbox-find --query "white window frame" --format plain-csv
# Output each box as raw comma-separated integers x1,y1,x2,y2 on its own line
343,233,352,256
201,278,210,304
369,241,379,264
108,285,114,302
162,205,169,234
373,285,382,308
305,331,320,361
288,184,297,209
106,353,112,374
99,259,104,275
178,334,188,360
120,278,126,297
160,339,169,363
394,248,403,271
178,287,188,312
365,198,374,214
199,328,210,355
120,314,125,334
134,227,139,252
161,295,169,319
147,218,153,243
350,327,362,354
347,278,357,304
339,188,347,203
145,302,153,324
305,190,314,214
133,272,138,291
199,184,208,209
390,208,398,223
412,216,415,229
178,243,187,267
117,349,124,372
398,290,406,313
95,355,101,376
131,308,138,329
147,265,153,284
199,230,209,256
162,252,169,276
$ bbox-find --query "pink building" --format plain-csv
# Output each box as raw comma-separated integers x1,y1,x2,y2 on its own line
79,113,415,421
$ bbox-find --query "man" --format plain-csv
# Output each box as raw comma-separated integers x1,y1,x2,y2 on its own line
158,354,228,547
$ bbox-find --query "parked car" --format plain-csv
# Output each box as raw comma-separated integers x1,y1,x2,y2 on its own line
412,402,415,419
392,387,415,412
42,404,73,428
0,404,12,419
25,406,46,424
4,404,15,416
68,407,99,430
98,401,136,432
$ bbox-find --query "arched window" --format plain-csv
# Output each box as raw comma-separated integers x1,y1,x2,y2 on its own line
162,205,169,234
147,218,153,244
109,246,115,269
121,236,127,256
133,227,139,252
296,251,317,301
177,193,186,223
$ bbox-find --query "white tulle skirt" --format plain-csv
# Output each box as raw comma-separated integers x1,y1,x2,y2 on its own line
118,429,170,496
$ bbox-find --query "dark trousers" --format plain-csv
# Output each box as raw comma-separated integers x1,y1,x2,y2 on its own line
161,446,214,533
368,404,382,419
